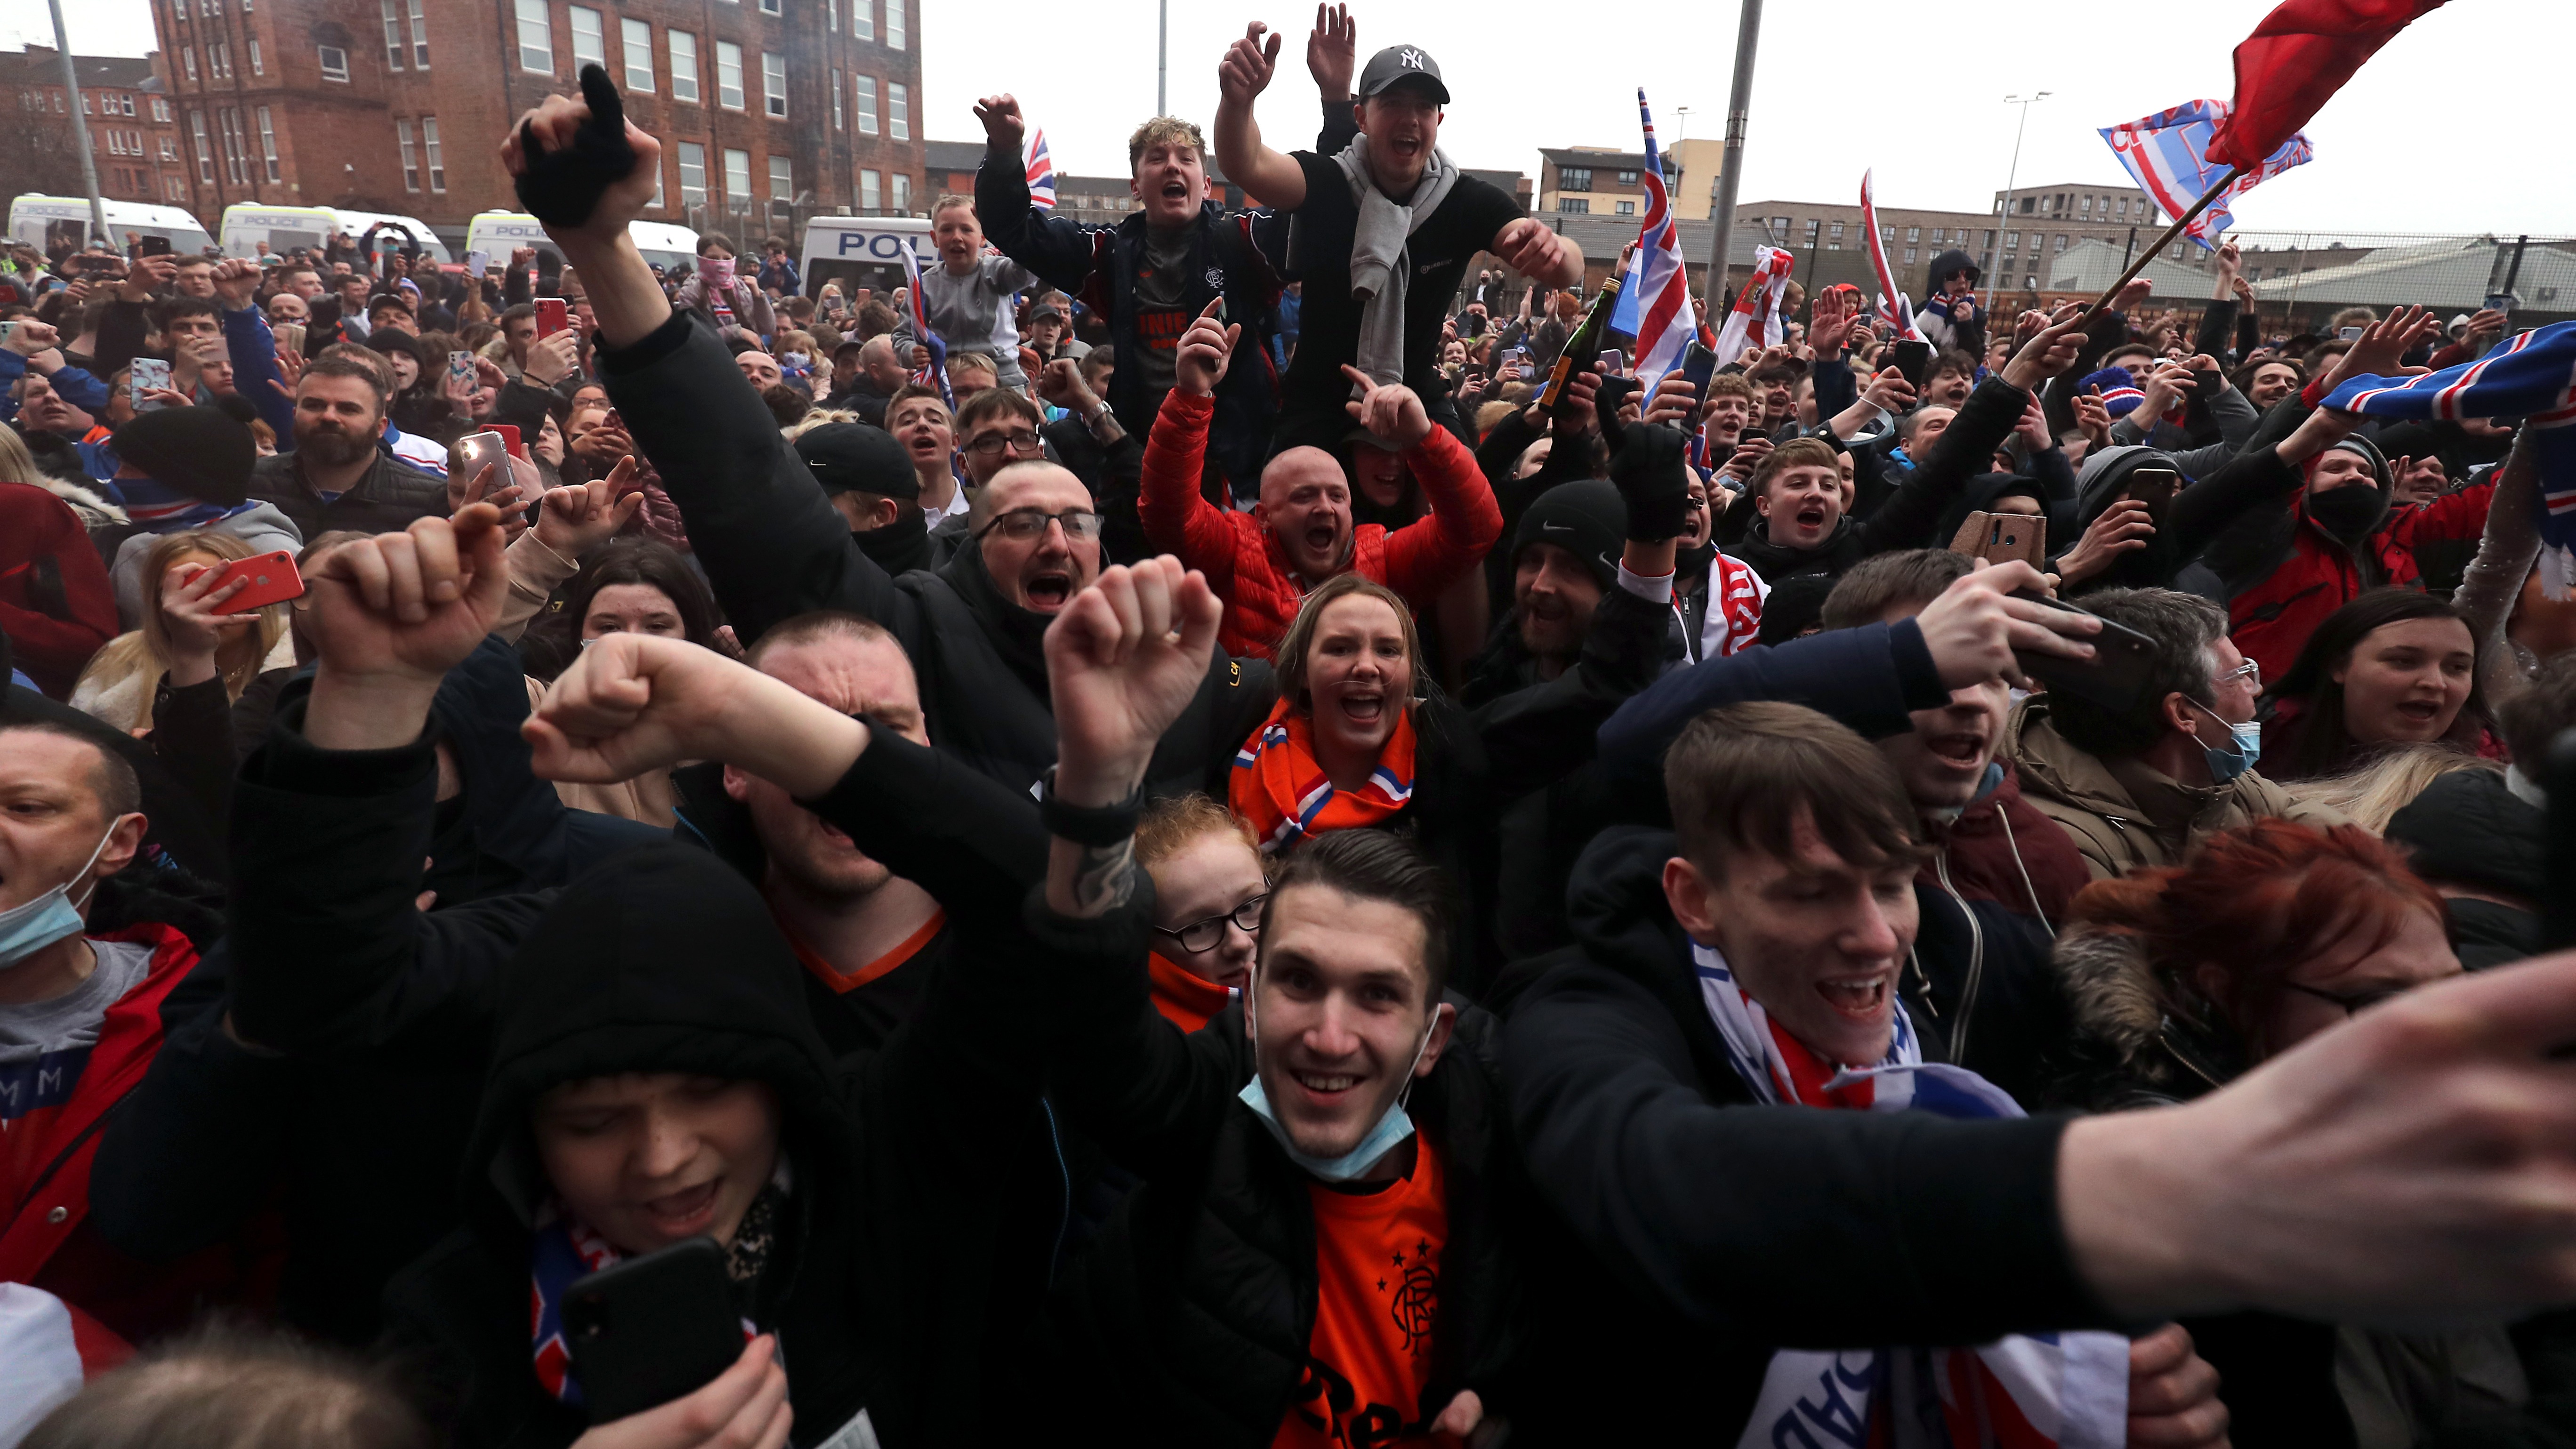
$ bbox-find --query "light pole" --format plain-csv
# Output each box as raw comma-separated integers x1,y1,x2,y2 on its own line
45,0,105,246
1990,91,2048,313
1704,0,1763,301
1157,0,1167,117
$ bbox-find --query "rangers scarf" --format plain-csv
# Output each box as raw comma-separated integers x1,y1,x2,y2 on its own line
2325,320,2576,596
1229,697,1417,854
1694,943,2132,1448
1713,246,1796,369
529,1214,624,1405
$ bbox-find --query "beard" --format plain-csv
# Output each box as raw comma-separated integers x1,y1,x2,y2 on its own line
295,420,375,466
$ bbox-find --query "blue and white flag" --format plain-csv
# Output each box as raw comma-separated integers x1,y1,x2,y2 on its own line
2099,99,2312,250
1609,89,1698,390
2326,320,2576,595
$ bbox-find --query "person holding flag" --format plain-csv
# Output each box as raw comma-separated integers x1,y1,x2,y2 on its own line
970,3,1363,498
1609,89,1699,392
896,239,956,413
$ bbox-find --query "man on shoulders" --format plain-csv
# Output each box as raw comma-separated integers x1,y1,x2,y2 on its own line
1214,28,1584,451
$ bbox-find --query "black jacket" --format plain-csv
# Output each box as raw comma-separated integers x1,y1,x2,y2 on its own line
247,447,449,539
1024,900,1529,1448
1496,827,2113,1440
597,313,1273,798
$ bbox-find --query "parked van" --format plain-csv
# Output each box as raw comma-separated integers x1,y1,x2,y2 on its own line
461,212,700,275
217,204,451,263
797,215,933,302
8,195,213,255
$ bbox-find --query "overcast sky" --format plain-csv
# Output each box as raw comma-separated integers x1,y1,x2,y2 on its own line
8,0,2560,239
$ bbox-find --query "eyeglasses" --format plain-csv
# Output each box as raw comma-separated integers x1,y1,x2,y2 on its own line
2217,659,2261,691
963,427,1045,457
2282,981,2408,1016
977,507,1105,542
1156,894,1267,954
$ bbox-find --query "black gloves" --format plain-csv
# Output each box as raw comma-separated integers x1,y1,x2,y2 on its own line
1595,378,1690,542
514,65,640,229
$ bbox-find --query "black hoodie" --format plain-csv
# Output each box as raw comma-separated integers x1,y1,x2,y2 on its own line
1495,827,2115,1441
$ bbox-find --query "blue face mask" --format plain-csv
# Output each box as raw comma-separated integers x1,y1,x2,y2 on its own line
1237,970,1441,1183
2189,698,2262,785
0,827,117,968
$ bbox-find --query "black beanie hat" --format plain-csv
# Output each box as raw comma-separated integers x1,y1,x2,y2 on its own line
795,421,918,501
1756,572,1837,646
1513,480,1625,592
112,405,255,506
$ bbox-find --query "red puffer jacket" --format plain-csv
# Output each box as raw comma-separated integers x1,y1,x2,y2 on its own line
2223,474,2494,687
1139,389,1502,659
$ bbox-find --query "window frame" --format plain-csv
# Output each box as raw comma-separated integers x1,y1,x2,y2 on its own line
854,73,877,135
668,29,699,102
886,80,907,140
620,17,653,93
396,116,419,192
677,139,708,209
716,40,745,111
317,44,349,82
515,0,553,73
762,50,786,118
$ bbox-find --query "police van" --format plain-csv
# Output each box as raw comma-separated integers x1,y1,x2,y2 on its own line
462,211,700,274
797,216,933,302
217,204,452,263
8,195,213,255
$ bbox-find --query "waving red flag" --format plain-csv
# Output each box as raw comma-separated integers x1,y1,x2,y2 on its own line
2206,0,2448,169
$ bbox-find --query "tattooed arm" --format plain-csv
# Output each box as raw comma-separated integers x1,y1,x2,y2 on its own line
1042,558,1227,920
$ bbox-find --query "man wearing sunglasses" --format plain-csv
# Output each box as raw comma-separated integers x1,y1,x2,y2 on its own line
507,82,1273,798
2009,587,2344,879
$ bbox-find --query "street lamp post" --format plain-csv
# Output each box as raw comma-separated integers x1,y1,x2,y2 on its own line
1157,0,1168,118
45,0,106,246
1704,0,1763,301
1990,91,2049,313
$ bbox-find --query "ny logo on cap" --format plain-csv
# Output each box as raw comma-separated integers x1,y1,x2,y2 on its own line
1399,48,1425,69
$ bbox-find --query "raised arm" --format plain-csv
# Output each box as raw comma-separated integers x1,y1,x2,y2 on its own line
1348,366,1504,602
1137,303,1253,582
971,94,1100,292
1212,23,1311,209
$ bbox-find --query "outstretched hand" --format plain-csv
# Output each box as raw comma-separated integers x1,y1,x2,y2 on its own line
534,465,646,558
1999,304,2090,390
1306,3,1356,99
1044,557,1224,807
973,93,1026,152
567,1336,792,1449
499,67,661,245
2324,304,2441,392
1218,22,1282,105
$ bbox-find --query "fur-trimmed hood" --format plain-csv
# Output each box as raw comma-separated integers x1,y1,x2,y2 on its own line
33,473,126,524
2045,925,2240,1111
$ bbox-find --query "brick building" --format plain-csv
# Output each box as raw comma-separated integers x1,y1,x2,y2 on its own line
149,0,926,245
0,48,185,205
1987,179,2159,290
1536,140,1717,219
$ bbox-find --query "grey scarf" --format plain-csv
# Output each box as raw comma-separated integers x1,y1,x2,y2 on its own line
1307,133,1457,392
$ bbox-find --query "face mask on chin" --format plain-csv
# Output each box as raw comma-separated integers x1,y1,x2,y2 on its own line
2187,697,2262,785
1237,961,1441,1183
0,826,118,968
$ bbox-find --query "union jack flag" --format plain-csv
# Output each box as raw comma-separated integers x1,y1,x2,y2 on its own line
2099,99,2312,250
899,236,955,411
2326,320,2576,596
1607,89,1697,390
1024,126,1056,210
1859,170,1922,342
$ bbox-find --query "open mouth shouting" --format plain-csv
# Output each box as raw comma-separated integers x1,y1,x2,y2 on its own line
1304,522,1340,557
1815,971,1893,1021
1924,731,1987,776
641,1177,721,1238
1022,567,1074,611
1335,688,1386,731
1792,500,1830,537
2393,698,2444,728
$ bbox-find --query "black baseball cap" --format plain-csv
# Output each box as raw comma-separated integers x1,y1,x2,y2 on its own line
1357,45,1449,104
796,422,918,501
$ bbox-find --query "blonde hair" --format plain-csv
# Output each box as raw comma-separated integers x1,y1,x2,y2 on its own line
271,322,306,357
1127,116,1208,170
2284,742,2502,836
72,531,287,732
0,424,39,485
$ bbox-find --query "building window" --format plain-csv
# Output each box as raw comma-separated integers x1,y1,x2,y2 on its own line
887,81,906,139
716,41,744,109
769,154,792,201
1829,220,1845,243
668,30,698,102
1555,198,1588,214
827,0,836,31
1618,169,1638,185
650,155,665,210
215,40,233,78
382,0,405,68
1905,226,1919,243
1903,246,1916,265
854,0,872,39
891,170,909,211
168,177,185,201
1560,166,1591,192
1804,219,1821,245
723,147,750,207
859,168,879,211
1982,228,1995,248
220,108,249,184
409,0,429,66
257,104,278,181
571,8,604,69
885,0,903,49
153,97,169,121
621,18,652,91
677,140,707,207
184,47,198,81
190,112,212,181
762,51,786,117
2024,274,2037,289
515,0,552,72
758,0,780,12
2005,231,2019,250
423,115,443,191
2053,234,2068,252
830,67,841,128
249,38,262,74
1615,200,1635,216
317,45,348,82
396,118,419,190
855,73,877,134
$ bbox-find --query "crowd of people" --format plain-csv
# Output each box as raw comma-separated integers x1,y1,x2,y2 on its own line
3,13,2575,1449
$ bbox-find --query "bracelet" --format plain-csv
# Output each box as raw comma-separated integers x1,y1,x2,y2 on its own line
1038,766,1143,846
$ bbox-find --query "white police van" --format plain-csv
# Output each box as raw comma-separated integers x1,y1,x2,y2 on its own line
216,204,451,264
797,216,932,303
8,195,212,255
462,211,699,275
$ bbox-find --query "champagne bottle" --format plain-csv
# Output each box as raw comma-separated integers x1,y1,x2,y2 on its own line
1537,274,1626,412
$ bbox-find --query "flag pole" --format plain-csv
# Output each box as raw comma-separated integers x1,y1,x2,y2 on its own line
2075,164,2245,328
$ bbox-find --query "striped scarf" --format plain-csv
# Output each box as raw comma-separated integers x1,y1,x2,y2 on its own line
111,475,252,533
1228,697,1417,855
1694,943,2131,1449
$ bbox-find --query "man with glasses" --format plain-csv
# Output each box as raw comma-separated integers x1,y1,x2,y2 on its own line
503,83,1273,798
2008,586,2343,878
